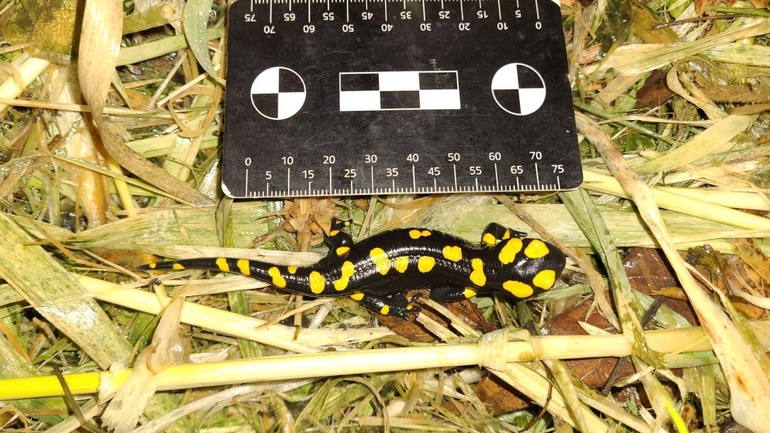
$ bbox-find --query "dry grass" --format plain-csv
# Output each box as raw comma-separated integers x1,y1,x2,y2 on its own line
1,0,770,432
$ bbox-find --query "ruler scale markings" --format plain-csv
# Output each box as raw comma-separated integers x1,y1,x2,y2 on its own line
421,0,425,20
412,165,416,190
329,167,333,193
494,163,499,188
459,0,464,21
534,163,540,188
452,165,457,189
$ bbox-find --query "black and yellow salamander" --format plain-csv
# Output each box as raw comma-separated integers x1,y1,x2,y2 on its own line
140,218,566,319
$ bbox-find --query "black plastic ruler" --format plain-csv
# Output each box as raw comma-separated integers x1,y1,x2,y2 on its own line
223,0,581,198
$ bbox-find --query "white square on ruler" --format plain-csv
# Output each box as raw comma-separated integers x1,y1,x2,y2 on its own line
379,71,420,91
419,89,461,109
250,67,279,94
490,64,520,90
340,90,381,111
518,88,547,116
278,92,307,118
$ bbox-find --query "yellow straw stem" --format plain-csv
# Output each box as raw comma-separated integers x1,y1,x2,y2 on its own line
0,372,101,400
0,56,50,114
582,170,770,230
3,321,769,401
656,186,770,211
78,275,394,352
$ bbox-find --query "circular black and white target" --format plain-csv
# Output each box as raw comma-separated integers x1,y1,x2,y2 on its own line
491,63,546,116
250,67,306,120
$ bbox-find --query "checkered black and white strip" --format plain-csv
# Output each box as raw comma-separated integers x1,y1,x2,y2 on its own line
339,71,460,112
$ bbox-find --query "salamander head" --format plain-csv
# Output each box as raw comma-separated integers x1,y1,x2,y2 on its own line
487,237,567,299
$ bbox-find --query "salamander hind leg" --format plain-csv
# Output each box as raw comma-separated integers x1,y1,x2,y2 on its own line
351,291,421,320
481,223,527,247
325,217,355,258
429,286,480,302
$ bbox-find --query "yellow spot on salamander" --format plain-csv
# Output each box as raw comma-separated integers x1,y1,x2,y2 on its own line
237,259,250,276
442,245,463,262
309,271,326,294
329,229,340,237
336,246,350,256
268,267,287,288
533,269,557,290
417,256,435,273
172,263,185,270
393,256,409,273
464,288,477,298
524,240,549,259
340,261,355,278
470,258,486,287
334,261,355,291
380,305,390,315
498,238,523,265
350,292,364,301
370,247,391,275
216,257,230,272
148,263,157,269
502,230,511,240
482,232,497,246
409,229,432,239
287,266,298,274
503,280,534,298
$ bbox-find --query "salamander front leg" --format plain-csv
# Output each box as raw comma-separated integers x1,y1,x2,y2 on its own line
481,223,527,246
351,291,421,319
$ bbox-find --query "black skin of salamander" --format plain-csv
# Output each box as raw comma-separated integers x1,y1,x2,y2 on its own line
140,218,567,319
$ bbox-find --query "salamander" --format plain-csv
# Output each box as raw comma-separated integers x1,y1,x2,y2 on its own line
140,218,567,319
